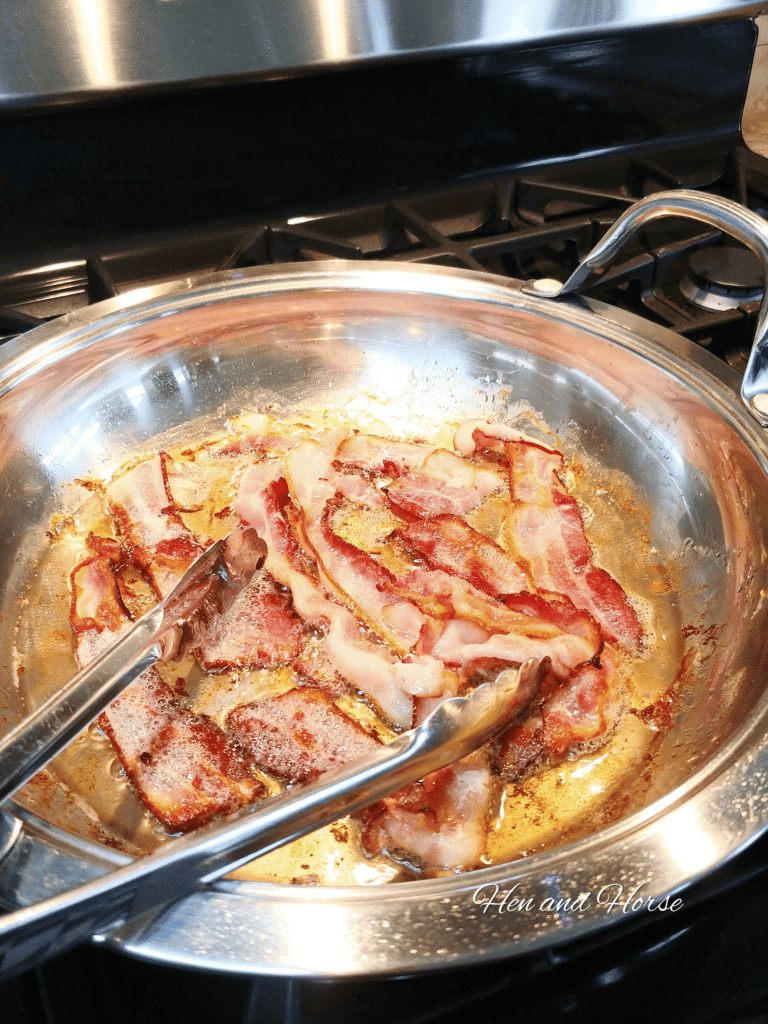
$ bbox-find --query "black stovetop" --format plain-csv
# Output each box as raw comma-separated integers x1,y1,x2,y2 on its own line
2,134,765,376
4,828,768,1024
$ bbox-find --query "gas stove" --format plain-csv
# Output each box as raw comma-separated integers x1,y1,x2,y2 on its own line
1,10,767,1024
2,136,766,372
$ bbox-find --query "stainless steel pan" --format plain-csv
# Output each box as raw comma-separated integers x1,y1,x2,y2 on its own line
0,190,767,977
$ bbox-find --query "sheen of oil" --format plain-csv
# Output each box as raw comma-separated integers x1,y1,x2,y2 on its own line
484,456,686,863
13,412,682,885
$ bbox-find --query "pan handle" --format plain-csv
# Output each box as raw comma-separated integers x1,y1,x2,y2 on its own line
520,190,768,428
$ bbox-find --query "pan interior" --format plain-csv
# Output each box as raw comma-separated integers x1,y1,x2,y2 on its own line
1,280,767,892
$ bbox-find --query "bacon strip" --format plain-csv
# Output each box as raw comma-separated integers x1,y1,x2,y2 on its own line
337,434,504,520
100,672,264,831
106,454,204,597
493,647,625,780
502,440,643,647
235,460,447,728
429,616,595,680
285,436,427,653
383,450,504,521
196,575,306,671
454,423,642,647
69,535,265,831
69,535,130,646
335,432,438,474
361,753,493,872
544,657,623,756
391,518,603,675
227,687,381,783
212,418,316,459
394,515,530,596
360,660,544,872
390,568,600,678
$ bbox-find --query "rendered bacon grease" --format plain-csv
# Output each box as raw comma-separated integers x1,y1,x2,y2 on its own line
61,414,652,878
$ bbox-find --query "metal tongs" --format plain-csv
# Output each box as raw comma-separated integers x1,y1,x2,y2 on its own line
0,527,267,804
0,643,546,978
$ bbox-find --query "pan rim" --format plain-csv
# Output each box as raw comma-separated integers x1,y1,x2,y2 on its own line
1,259,767,975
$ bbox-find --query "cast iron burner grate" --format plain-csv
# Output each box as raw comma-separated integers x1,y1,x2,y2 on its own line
2,140,767,376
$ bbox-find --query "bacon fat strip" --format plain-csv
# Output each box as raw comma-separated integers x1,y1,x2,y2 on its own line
226,686,381,783
503,439,643,647
69,535,265,831
235,461,447,728
105,453,204,598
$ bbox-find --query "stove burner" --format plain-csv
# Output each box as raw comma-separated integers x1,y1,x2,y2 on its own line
679,246,764,311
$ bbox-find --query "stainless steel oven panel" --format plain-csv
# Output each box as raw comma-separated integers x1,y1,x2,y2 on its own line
0,0,762,108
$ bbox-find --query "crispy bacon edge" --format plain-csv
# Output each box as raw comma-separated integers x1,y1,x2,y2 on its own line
226,686,382,783
69,533,265,832
105,453,204,598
